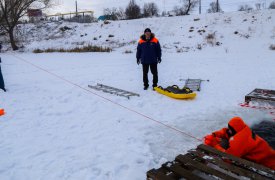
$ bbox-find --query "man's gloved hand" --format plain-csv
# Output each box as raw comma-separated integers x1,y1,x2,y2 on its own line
157,57,161,64
137,58,140,65
204,134,214,146
204,134,221,147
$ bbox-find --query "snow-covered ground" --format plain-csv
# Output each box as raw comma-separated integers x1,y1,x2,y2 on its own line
0,10,275,180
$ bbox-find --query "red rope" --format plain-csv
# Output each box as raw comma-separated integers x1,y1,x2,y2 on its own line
12,54,203,142
239,103,275,110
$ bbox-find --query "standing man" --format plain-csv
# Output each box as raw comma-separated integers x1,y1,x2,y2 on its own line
136,28,162,90
0,57,6,92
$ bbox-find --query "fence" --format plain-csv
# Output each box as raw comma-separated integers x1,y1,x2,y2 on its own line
45,11,95,23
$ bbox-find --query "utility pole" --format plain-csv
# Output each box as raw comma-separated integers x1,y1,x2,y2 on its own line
163,0,166,13
75,0,78,16
76,0,79,22
199,0,201,14
216,0,219,13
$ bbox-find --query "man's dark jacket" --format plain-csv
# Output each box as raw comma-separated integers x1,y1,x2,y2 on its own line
136,34,161,64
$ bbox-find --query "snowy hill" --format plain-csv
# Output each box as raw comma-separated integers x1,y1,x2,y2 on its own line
0,10,275,180
6,9,275,54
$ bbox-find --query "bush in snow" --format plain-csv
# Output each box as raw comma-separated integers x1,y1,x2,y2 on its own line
197,44,202,50
124,50,133,53
238,4,253,12
269,1,275,9
103,20,111,25
270,44,275,50
142,2,159,17
33,45,112,53
206,33,217,46
60,26,72,32
103,7,125,20
207,2,223,13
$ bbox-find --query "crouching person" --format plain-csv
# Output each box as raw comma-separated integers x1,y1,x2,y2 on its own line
204,117,275,170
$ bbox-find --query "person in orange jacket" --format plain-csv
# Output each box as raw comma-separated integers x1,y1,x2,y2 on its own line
0,109,4,116
204,117,275,170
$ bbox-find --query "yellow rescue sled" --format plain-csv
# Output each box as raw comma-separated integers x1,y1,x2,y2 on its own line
154,85,196,99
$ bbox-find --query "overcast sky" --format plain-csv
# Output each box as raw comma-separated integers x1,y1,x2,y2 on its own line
48,0,272,16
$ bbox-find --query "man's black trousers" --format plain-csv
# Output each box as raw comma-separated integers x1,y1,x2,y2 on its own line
142,63,158,87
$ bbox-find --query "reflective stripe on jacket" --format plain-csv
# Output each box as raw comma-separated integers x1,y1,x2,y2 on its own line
136,34,161,64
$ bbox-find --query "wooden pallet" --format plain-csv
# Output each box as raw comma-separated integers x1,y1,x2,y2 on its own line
245,89,275,104
147,144,275,180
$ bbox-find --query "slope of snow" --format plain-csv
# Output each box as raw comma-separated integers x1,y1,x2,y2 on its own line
6,9,274,55
0,10,275,180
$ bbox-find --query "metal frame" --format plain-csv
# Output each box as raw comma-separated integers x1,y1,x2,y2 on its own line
88,83,140,99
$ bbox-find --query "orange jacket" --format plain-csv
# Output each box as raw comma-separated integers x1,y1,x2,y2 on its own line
214,117,275,170
0,109,4,116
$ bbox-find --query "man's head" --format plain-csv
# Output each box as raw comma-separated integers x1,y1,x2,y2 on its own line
144,28,152,39
227,117,247,137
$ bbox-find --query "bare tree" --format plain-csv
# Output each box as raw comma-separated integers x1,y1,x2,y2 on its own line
255,3,262,10
125,0,141,19
173,0,198,16
207,2,223,13
103,8,117,20
173,6,185,16
184,0,198,15
143,2,159,17
0,0,52,50
238,4,253,12
104,7,125,21
269,1,275,9
116,7,125,20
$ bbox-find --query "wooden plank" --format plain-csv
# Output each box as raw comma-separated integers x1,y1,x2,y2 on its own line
169,163,205,180
189,149,271,180
176,154,239,180
147,168,176,180
198,144,275,178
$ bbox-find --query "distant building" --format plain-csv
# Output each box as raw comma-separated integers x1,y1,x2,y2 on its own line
98,15,107,21
27,9,43,23
97,15,113,21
